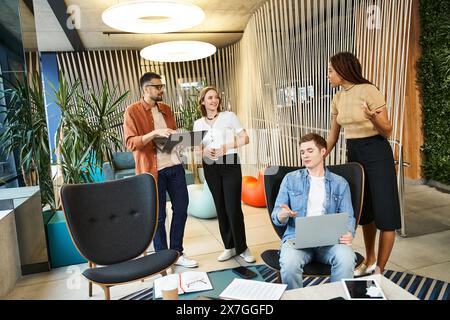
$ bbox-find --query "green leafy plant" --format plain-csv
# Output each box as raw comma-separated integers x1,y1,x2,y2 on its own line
418,0,450,184
0,73,55,209
52,74,129,186
176,92,203,174
178,93,202,132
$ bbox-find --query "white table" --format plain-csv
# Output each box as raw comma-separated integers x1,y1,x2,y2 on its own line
282,274,418,300
0,209,13,220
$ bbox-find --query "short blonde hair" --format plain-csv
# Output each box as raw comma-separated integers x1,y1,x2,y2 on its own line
198,86,222,116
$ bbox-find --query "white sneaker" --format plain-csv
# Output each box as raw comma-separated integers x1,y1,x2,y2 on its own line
217,248,236,262
175,254,198,268
354,261,377,276
239,248,256,263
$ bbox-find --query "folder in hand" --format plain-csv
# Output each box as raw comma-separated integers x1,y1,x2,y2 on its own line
154,130,207,152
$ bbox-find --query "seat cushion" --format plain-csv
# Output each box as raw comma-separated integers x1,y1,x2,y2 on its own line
304,252,364,276
83,250,178,284
115,169,136,180
261,249,280,270
261,250,365,276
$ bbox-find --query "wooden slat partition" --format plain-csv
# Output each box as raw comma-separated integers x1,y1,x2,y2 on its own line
24,0,418,179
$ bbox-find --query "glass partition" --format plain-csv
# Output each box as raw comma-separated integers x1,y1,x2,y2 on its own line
0,0,26,188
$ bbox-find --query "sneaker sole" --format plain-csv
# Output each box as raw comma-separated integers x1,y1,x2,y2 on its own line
217,256,235,262
240,256,256,263
175,263,198,268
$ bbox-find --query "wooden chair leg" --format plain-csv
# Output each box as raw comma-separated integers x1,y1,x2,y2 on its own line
102,286,111,300
141,252,148,282
88,261,94,297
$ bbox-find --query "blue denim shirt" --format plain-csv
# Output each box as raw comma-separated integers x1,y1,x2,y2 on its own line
271,168,355,243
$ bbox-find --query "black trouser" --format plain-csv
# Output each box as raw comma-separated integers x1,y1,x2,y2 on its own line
203,154,248,255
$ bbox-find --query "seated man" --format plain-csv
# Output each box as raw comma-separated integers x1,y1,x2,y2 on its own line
271,133,356,289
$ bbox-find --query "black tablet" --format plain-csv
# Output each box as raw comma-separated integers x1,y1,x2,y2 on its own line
155,130,207,152
341,278,387,300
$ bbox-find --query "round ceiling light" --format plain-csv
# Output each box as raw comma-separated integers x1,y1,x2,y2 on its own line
102,0,205,33
140,41,217,62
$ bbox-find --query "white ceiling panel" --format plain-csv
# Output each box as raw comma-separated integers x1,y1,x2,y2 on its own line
23,0,268,51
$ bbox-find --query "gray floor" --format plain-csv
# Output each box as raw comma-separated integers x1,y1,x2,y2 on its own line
2,181,450,300
403,183,450,237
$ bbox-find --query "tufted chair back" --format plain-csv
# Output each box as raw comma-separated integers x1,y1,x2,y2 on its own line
60,173,158,266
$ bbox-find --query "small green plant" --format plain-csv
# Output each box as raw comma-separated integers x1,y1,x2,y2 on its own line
178,93,202,132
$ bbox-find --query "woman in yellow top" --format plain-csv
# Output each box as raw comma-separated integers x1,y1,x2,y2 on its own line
326,52,401,275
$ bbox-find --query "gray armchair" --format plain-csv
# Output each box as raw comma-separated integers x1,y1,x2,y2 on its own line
103,152,195,186
60,174,179,299
261,163,365,280
103,152,136,181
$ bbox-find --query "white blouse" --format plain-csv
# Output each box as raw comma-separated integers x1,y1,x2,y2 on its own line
193,111,244,155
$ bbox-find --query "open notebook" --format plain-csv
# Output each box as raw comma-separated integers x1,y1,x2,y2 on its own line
153,272,213,299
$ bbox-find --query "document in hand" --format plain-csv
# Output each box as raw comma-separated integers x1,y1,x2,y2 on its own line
219,279,287,300
153,272,213,299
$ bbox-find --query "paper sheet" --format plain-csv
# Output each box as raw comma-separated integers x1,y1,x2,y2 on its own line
219,279,287,300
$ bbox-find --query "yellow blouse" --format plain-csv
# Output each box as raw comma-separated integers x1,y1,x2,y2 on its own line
331,83,386,139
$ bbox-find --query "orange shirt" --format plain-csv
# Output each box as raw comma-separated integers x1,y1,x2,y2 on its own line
123,98,177,180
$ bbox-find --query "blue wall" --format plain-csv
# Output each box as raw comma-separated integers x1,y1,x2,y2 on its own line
40,53,61,164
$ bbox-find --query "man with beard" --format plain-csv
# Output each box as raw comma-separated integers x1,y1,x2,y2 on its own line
123,72,198,268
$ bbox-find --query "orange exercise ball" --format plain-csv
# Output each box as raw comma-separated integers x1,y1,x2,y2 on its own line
242,171,267,207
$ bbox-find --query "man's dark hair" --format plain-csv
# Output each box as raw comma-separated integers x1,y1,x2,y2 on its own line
139,72,161,89
299,133,327,150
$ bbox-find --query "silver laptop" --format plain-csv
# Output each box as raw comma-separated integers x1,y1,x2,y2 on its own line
286,213,348,249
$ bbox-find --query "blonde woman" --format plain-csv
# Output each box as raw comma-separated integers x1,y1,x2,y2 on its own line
193,86,255,263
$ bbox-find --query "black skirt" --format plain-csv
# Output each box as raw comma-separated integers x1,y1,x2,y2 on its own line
347,135,401,231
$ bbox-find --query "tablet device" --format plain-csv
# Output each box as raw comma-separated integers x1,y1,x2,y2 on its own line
341,278,386,300
231,266,257,279
154,130,207,152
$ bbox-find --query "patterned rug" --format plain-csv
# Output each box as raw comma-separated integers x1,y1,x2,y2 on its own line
121,264,449,300
257,265,449,300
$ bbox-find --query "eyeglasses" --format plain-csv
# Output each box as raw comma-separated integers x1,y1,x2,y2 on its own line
185,278,207,288
145,84,166,90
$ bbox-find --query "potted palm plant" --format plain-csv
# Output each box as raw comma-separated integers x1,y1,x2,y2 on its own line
178,93,201,132
51,74,129,187
0,72,56,212
177,93,202,182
